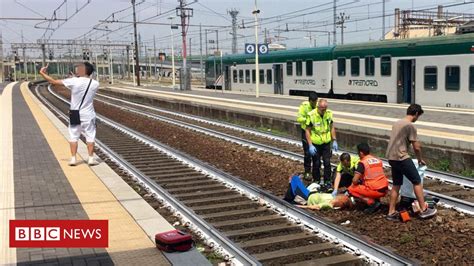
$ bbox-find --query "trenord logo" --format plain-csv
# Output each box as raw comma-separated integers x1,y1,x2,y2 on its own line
10,220,108,248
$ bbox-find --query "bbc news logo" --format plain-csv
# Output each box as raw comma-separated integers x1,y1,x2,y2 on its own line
10,220,108,248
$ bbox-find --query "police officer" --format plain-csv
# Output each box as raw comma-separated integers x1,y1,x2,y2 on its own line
305,99,338,186
296,91,318,180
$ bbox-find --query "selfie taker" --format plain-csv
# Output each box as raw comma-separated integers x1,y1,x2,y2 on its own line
39,62,99,166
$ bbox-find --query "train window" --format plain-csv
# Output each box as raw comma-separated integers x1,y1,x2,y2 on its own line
259,69,264,84
287,61,293,76
252,69,256,83
337,58,346,76
445,66,460,91
424,67,437,91
351,57,360,76
296,60,303,76
232,70,237,83
380,56,391,76
306,60,313,76
365,56,375,76
239,69,244,83
267,69,272,84
245,70,250,83
470,66,474,92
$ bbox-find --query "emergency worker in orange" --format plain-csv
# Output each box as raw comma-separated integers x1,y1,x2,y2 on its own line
347,143,388,214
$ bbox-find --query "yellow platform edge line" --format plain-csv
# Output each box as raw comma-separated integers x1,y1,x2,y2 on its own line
0,82,17,265
19,83,157,255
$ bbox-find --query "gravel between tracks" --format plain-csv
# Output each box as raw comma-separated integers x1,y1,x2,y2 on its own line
55,87,474,264
95,93,474,203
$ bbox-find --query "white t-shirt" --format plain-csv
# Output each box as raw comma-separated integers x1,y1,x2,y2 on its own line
62,77,99,121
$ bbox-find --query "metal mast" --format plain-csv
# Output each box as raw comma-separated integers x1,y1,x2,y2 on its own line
229,9,239,54
131,0,141,86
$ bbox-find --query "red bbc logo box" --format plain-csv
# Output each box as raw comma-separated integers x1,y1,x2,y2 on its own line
10,220,108,248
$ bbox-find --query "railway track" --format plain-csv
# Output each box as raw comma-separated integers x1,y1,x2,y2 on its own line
97,90,474,188
35,85,416,265
95,91,474,215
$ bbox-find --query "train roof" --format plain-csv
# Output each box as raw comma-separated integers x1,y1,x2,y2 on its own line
209,46,335,64
333,33,474,58
207,33,474,64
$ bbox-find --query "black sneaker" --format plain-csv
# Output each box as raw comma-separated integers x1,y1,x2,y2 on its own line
386,211,400,222
418,207,437,219
364,201,381,214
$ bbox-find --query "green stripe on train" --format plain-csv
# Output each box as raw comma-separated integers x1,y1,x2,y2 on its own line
207,33,474,65
333,33,474,58
210,46,335,65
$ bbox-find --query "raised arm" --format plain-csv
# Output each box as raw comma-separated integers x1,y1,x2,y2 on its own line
39,64,64,86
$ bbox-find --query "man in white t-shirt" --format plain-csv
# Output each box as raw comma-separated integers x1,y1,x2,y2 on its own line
39,62,99,166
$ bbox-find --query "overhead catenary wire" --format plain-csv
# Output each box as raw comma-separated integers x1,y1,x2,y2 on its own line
3,0,472,55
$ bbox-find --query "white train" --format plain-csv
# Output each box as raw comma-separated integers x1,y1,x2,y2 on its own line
206,33,474,108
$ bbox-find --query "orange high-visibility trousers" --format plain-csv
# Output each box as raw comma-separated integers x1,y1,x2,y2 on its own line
348,184,387,205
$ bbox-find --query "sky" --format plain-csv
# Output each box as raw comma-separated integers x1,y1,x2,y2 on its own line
1,0,473,58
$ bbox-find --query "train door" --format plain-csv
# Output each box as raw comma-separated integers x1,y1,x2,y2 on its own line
397,59,416,104
273,64,284,94
224,65,231,90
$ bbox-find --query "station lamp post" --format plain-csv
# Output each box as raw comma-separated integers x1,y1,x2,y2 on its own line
169,16,178,89
253,0,260,98
129,33,136,86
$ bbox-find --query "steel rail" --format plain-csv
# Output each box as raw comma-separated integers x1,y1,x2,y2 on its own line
42,85,416,265
93,92,474,214
97,92,474,189
36,86,261,266
96,138,261,266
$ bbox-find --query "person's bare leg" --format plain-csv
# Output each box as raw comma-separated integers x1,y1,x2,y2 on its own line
413,183,427,211
388,185,400,214
69,142,78,166
87,142,94,157
70,142,78,157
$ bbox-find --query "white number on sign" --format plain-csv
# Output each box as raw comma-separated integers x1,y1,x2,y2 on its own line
245,44,255,54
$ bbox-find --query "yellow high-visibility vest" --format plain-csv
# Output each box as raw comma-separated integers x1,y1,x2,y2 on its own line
306,109,333,145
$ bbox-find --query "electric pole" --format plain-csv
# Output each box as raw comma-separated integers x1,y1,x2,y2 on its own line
132,0,141,86
41,44,46,66
189,37,192,59
153,35,157,79
22,31,27,80
253,0,260,98
215,30,219,51
126,45,130,79
199,23,203,85
382,0,386,40
337,12,349,45
204,29,208,56
228,9,239,54
0,32,3,82
333,0,337,45
177,0,193,90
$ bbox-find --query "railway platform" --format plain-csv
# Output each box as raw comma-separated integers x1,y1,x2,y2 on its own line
105,83,474,148
0,82,209,265
102,83,474,172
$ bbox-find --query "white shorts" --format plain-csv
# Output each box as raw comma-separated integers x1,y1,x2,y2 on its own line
68,119,96,143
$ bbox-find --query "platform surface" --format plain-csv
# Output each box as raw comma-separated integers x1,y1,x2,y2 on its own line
105,83,474,151
0,82,210,265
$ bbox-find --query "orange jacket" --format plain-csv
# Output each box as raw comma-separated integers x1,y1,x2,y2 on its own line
360,155,389,190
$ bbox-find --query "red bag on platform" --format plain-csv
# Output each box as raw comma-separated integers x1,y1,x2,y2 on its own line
155,230,193,252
